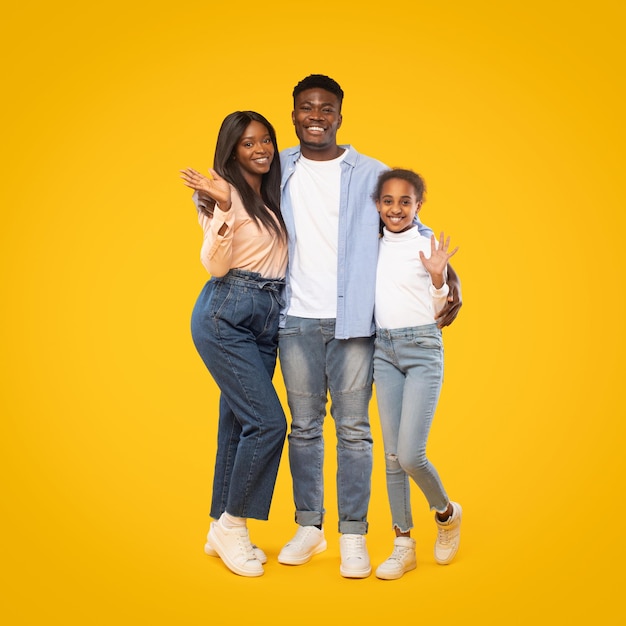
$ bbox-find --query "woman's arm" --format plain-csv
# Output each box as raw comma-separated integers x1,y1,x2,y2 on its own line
198,207,236,277
181,168,235,277
180,168,232,214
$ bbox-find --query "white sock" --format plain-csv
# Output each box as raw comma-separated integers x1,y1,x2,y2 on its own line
221,512,247,529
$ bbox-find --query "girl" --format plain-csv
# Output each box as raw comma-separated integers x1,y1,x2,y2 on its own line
372,168,462,580
180,111,288,578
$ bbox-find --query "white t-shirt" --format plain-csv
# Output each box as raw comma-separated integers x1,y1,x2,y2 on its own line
286,151,347,318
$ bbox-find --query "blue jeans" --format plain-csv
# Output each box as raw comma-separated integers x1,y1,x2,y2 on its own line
373,324,449,532
191,269,287,521
278,316,374,535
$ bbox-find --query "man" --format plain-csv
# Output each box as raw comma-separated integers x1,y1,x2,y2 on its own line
276,74,462,578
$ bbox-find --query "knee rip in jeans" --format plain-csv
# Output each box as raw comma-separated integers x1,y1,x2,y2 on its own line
385,452,406,471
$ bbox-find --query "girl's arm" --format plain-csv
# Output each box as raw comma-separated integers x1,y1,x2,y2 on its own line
416,222,462,327
419,232,458,288
420,232,460,325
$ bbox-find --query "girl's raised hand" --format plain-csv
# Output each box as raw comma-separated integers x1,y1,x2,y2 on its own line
180,167,232,210
419,232,459,285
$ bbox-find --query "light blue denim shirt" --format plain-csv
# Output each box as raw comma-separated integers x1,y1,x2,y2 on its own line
280,145,432,339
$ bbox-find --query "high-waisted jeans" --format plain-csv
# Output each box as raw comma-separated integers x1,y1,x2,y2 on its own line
191,269,287,521
373,323,449,532
278,316,374,535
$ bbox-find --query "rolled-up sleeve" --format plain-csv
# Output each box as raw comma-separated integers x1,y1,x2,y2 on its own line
429,280,450,318
198,206,235,277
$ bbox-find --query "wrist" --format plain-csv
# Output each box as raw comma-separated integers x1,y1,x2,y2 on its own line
431,274,445,289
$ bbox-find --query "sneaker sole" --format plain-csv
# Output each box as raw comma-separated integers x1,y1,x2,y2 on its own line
277,539,328,565
205,540,268,564
340,564,372,579
375,562,417,580
207,527,264,577
434,548,460,565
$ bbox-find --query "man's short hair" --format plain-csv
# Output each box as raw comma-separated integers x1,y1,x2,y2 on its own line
293,74,344,107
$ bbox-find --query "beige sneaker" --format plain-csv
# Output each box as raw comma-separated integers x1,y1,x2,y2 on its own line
207,520,264,577
434,502,462,565
205,539,267,564
375,537,417,580
339,533,371,578
278,525,327,565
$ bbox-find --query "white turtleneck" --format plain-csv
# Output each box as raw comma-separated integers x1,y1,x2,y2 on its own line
374,226,449,329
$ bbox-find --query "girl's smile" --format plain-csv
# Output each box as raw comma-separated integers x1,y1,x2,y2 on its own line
376,178,422,233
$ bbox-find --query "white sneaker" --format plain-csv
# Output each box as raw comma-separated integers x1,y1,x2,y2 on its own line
277,525,327,565
434,501,462,565
205,539,267,564
339,534,371,578
375,537,417,580
207,520,264,577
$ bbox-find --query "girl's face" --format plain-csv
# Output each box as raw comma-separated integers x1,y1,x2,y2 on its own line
376,178,422,233
235,120,275,183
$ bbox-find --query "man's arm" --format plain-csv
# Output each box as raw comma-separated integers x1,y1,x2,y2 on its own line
436,263,462,328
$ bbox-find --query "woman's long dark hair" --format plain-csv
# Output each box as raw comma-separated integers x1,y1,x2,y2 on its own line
208,110,286,241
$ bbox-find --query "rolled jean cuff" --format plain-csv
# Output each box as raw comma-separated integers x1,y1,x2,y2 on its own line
339,521,368,535
295,510,324,527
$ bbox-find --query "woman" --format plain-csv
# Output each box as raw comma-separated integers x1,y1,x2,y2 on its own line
180,111,288,577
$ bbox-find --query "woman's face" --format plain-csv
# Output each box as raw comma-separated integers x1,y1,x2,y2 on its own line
235,120,275,182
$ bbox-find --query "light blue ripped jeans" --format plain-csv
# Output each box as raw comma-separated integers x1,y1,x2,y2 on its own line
373,323,450,532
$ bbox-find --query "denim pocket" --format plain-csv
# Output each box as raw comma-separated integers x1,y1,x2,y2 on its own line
412,332,443,350
278,325,302,338
209,281,234,320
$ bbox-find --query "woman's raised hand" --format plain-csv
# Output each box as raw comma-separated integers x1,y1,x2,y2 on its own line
180,168,232,210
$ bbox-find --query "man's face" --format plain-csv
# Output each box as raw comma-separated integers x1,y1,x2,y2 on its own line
292,88,342,156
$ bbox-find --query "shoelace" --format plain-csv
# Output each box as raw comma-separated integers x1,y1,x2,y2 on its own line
437,526,453,545
342,535,366,558
234,529,257,560
291,527,316,547
388,546,412,562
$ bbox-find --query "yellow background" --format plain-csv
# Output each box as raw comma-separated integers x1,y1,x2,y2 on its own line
2,1,625,623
